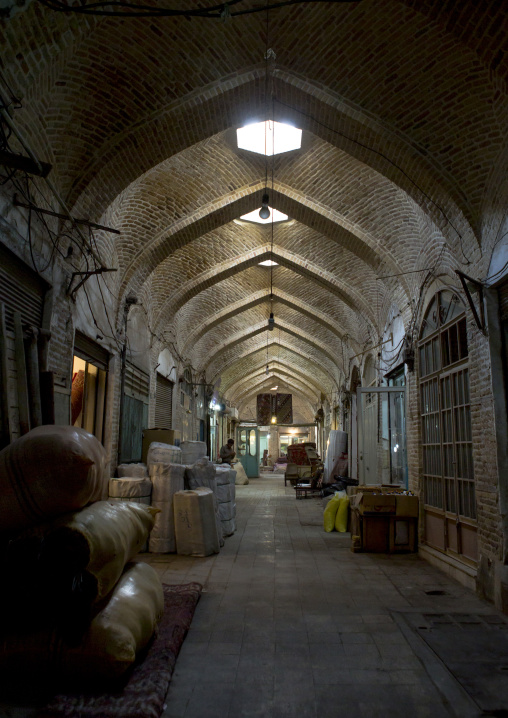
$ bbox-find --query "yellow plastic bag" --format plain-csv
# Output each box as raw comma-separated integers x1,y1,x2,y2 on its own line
323,494,341,532
335,496,350,533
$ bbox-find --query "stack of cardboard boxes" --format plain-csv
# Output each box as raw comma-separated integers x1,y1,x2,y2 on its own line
350,486,419,553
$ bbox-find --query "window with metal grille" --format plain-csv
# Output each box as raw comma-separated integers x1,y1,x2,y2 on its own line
419,291,475,519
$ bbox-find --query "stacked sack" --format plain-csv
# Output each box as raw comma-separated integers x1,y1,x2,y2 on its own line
0,426,163,685
146,442,184,554
109,465,152,551
180,440,207,465
185,458,224,548
215,465,237,536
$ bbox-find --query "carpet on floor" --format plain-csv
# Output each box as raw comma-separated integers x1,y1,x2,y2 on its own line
39,581,202,718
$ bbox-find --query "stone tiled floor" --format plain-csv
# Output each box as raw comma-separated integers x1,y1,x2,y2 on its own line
1,472,502,718
140,473,499,718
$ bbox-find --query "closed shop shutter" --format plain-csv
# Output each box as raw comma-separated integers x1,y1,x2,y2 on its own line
498,280,508,413
0,243,49,442
499,281,508,322
120,362,150,463
124,362,150,403
155,373,173,429
73,332,109,371
0,243,48,333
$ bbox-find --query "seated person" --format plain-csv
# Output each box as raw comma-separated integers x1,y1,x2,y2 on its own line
219,438,236,465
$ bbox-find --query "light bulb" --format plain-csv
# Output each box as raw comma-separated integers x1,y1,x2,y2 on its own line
259,192,270,219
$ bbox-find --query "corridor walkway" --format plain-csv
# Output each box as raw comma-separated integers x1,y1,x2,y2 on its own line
143,474,506,718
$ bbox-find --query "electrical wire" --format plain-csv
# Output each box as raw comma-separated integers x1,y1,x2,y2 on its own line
37,0,360,18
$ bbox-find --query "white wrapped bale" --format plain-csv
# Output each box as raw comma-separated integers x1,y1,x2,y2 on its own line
109,477,153,551
180,440,207,465
216,482,234,503
174,488,220,556
0,425,108,533
39,501,158,601
185,457,216,490
0,562,164,683
109,477,152,503
218,501,235,521
147,442,182,467
149,463,185,553
116,463,148,478
186,459,224,544
221,518,236,537
234,462,249,485
215,465,232,485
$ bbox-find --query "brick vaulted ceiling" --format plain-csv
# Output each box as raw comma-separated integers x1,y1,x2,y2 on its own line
3,0,508,412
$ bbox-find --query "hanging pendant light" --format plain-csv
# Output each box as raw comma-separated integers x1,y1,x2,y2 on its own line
259,193,270,220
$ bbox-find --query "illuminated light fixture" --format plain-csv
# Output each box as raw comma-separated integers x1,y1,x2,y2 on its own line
240,207,288,225
270,386,278,390
259,259,279,266
271,415,277,424
236,120,302,156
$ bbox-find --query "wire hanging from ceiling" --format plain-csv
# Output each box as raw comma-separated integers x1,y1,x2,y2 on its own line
37,0,361,19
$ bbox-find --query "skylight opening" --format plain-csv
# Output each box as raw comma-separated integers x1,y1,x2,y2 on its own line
258,259,279,266
236,120,302,156
240,207,288,224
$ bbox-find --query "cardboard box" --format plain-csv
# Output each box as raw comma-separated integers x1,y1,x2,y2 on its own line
142,428,181,463
353,492,396,515
395,495,419,517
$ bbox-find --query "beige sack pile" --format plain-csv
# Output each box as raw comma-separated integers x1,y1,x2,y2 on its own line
0,426,163,684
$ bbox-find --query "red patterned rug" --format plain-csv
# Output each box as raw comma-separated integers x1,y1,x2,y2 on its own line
39,582,202,718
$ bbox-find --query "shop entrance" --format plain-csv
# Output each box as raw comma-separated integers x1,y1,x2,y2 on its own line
357,387,407,486
237,425,259,478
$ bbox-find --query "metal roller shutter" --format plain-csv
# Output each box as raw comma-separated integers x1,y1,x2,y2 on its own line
155,373,173,429
0,243,48,333
124,362,150,403
73,331,110,371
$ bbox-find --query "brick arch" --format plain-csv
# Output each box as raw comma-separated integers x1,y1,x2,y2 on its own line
181,288,361,357
117,180,412,309
5,1,506,252
229,366,321,406
43,68,484,243
236,379,317,417
202,320,339,376
225,358,324,399
207,333,339,393
154,245,376,334
214,341,335,394
235,372,317,404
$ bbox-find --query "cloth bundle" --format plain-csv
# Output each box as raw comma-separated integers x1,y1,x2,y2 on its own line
2,501,157,641
180,440,207,465
0,425,108,532
116,463,148,478
0,427,163,685
148,463,186,553
185,459,224,546
109,477,152,503
233,462,249,485
147,442,182,467
0,562,164,684
174,488,220,556
215,466,236,536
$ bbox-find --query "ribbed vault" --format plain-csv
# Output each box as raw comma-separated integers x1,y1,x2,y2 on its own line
3,0,507,412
